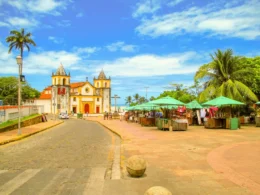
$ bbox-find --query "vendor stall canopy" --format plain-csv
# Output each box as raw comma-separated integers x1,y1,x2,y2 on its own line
256,102,260,105
186,100,203,109
148,96,185,106
202,96,245,107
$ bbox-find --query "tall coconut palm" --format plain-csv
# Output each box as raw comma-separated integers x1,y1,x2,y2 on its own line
125,96,132,105
6,28,36,74
195,49,258,103
133,93,140,103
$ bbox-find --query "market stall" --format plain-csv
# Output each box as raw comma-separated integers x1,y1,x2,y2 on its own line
186,100,203,125
148,96,186,131
202,96,244,130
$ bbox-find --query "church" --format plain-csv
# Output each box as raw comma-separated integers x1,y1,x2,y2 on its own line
35,64,111,114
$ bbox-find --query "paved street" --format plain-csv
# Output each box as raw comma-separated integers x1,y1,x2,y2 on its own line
0,119,115,195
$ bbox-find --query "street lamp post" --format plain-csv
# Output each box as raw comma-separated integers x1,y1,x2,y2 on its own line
145,87,149,101
16,55,22,135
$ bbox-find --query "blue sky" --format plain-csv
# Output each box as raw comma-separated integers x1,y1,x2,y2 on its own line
0,0,259,104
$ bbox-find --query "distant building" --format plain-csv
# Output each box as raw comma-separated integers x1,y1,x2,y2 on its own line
34,64,111,114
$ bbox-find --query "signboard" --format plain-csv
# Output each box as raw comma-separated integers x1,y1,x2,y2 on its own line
58,87,66,95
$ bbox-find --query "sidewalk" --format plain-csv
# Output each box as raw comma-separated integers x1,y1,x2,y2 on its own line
88,117,260,195
0,120,63,145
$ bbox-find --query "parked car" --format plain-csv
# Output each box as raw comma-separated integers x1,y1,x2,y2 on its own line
59,112,69,119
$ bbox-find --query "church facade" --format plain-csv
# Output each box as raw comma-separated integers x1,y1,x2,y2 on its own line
35,64,111,114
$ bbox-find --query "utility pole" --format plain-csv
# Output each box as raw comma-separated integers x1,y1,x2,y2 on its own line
111,94,120,112
144,87,149,101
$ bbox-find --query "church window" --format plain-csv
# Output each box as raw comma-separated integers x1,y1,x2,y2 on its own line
73,97,76,101
63,78,66,85
85,87,89,93
97,98,99,102
105,82,107,87
97,82,99,87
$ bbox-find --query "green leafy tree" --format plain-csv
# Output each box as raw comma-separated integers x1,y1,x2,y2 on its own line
149,96,155,101
138,96,146,104
195,49,258,103
6,28,36,73
133,93,140,103
125,96,132,105
236,56,260,97
0,77,40,105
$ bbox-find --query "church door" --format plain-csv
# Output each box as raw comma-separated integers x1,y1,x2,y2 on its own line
85,104,89,113
96,106,100,113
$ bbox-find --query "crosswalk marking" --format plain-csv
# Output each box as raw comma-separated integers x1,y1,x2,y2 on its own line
0,169,41,194
83,167,106,195
38,168,75,195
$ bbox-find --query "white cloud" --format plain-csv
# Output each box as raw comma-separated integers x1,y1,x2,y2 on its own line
6,17,38,28
92,52,199,77
0,41,81,75
4,0,68,14
167,0,184,7
76,12,84,17
106,42,138,52
132,0,161,18
48,36,63,44
136,0,260,40
0,21,9,27
57,20,71,27
73,47,100,54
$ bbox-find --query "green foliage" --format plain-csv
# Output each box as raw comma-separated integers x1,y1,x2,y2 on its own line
0,77,40,105
6,28,36,58
195,49,258,103
0,114,40,129
236,56,260,95
155,83,196,103
126,93,147,105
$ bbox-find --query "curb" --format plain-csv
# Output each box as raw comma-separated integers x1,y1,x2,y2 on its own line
0,121,64,146
91,120,126,179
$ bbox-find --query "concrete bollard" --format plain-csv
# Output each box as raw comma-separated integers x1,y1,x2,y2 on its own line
126,155,146,177
144,186,172,195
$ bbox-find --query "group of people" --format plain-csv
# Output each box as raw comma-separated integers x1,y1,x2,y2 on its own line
103,111,112,120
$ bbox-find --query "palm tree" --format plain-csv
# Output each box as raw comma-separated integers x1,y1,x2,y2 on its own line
195,49,258,103
138,96,146,104
6,28,36,74
133,93,140,103
125,96,132,105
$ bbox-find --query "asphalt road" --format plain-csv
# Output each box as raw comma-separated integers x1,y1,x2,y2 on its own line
0,119,114,195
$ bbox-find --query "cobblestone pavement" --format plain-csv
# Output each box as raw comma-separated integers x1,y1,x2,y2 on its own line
0,119,115,195
89,117,260,195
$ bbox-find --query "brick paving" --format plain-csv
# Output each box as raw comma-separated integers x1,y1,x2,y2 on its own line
0,120,63,145
89,117,260,195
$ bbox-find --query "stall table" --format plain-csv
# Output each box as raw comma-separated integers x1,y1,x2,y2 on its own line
140,117,156,126
205,118,239,130
256,117,260,127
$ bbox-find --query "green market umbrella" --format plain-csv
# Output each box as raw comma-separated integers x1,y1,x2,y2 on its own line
202,96,245,107
148,96,185,106
186,100,203,109
256,102,260,105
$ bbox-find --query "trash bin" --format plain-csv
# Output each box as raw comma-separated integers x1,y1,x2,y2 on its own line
77,113,83,119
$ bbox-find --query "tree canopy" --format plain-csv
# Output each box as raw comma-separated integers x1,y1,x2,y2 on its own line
0,77,40,105
194,49,258,103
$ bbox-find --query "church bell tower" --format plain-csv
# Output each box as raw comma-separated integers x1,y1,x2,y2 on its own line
93,70,111,112
51,64,70,114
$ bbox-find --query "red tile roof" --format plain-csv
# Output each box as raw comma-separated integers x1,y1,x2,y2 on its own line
70,82,85,88
38,93,51,99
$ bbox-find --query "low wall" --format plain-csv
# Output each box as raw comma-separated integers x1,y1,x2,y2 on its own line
0,115,43,133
